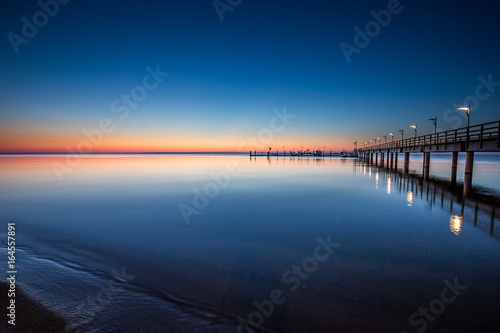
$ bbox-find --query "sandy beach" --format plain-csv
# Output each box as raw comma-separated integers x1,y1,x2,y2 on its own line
1,281,68,333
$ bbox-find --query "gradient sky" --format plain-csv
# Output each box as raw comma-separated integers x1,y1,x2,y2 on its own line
1,0,499,153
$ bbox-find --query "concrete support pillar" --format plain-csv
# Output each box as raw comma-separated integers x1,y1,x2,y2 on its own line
394,153,398,170
464,151,474,197
404,152,410,174
451,152,458,186
375,153,378,166
370,153,373,164
423,152,430,180
380,153,384,167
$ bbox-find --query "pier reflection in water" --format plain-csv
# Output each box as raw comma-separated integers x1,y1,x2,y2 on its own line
356,158,499,239
251,155,499,239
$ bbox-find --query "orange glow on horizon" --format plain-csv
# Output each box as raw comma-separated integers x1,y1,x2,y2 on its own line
0,125,355,153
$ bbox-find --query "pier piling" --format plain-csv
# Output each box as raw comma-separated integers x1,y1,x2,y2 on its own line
451,152,458,186
423,152,430,180
404,153,410,174
464,151,474,197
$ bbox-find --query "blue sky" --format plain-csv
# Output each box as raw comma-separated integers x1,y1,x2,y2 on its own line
1,0,499,152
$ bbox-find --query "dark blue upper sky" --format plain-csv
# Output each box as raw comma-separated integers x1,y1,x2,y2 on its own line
1,0,499,152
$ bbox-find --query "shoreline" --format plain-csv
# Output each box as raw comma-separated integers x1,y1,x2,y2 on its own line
1,281,69,332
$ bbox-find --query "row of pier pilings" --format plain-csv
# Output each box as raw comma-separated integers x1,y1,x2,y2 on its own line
359,150,475,197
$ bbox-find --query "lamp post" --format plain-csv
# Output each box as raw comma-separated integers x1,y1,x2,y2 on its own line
428,117,437,144
458,106,471,146
399,129,405,147
427,117,437,136
389,133,394,142
457,105,470,128
410,125,417,138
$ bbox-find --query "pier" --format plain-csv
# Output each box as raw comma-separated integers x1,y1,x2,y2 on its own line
358,120,500,197
249,151,345,157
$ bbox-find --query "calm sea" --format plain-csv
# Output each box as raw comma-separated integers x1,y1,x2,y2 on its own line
1,154,500,333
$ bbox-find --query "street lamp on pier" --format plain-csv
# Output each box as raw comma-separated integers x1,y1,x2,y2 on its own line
398,129,404,140
457,105,470,128
428,117,437,144
427,117,437,136
410,125,417,138
389,133,394,142
458,106,471,145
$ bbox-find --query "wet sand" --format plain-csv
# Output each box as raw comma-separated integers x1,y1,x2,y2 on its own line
1,281,68,333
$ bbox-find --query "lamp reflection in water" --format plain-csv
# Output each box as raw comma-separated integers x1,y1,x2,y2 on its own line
387,175,391,194
375,172,379,190
450,215,463,235
407,191,414,206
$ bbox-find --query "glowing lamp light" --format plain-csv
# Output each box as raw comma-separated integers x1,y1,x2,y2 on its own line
457,105,471,129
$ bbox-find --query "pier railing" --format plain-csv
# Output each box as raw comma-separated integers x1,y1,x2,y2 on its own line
362,120,500,151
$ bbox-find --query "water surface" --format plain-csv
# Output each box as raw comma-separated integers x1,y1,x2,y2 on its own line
1,154,500,332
